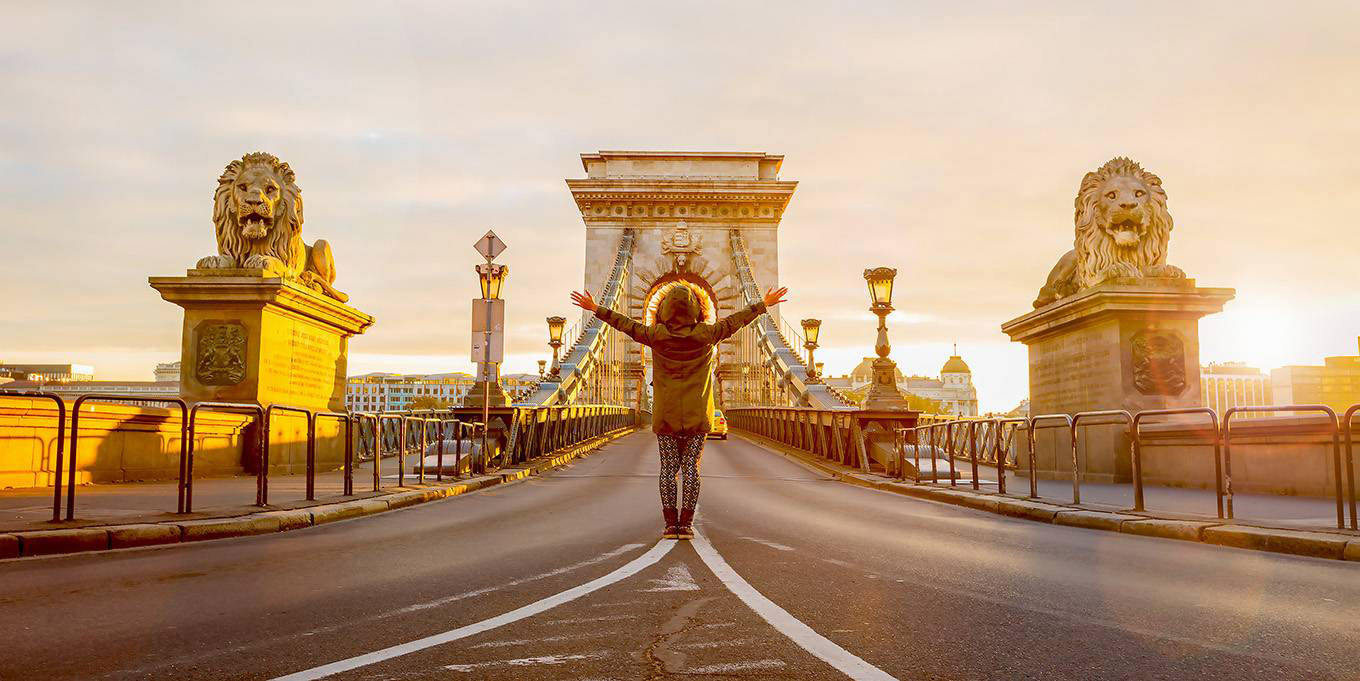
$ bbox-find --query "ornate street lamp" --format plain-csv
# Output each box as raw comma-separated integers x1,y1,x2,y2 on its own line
537,359,546,379
546,315,566,380
476,262,508,300
465,230,509,422
863,267,908,410
801,318,821,382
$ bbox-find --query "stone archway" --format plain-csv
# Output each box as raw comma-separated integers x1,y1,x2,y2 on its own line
642,273,718,326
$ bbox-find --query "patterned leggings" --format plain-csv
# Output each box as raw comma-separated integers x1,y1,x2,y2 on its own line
657,433,705,511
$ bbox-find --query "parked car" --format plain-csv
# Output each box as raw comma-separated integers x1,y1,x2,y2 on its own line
708,410,728,439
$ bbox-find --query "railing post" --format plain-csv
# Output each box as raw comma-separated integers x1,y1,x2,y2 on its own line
968,421,980,491
305,411,316,501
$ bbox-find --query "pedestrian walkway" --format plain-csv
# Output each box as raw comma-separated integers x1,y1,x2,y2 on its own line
0,456,470,533
886,456,1349,532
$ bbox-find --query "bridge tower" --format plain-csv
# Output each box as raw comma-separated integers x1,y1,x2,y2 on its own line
568,151,797,408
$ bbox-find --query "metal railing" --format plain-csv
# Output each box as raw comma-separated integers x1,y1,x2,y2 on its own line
1131,408,1221,516
69,394,188,520
881,403,1360,528
1223,405,1346,529
2,396,638,521
898,418,1021,492
1069,410,1133,505
263,405,313,505
185,401,264,513
725,406,916,472
990,418,1028,495
315,411,354,496
1344,405,1360,530
0,390,66,521
1025,414,1072,499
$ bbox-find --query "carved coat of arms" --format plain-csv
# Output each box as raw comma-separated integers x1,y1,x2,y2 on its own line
196,322,247,386
1131,330,1186,396
660,222,702,273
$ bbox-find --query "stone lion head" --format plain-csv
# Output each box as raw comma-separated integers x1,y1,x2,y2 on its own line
210,152,303,268
1074,157,1177,288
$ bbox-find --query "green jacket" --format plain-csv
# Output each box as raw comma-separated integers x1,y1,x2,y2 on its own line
595,286,766,435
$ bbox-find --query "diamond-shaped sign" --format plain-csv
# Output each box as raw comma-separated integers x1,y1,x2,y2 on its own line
474,230,507,261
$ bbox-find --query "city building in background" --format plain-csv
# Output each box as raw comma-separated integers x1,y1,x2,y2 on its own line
830,350,979,416
1271,355,1360,414
345,372,542,412
154,361,181,382
0,362,95,382
0,379,179,400
1201,361,1272,417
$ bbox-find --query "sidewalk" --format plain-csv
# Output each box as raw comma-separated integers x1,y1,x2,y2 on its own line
0,427,638,558
913,462,1345,530
0,456,456,533
741,433,1360,562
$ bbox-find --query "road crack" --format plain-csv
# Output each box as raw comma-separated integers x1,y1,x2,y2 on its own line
642,596,715,679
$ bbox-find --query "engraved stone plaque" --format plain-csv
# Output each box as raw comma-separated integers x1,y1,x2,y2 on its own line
1131,329,1186,396
196,321,247,386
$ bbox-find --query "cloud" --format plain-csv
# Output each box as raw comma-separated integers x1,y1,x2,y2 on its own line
4,3,1360,413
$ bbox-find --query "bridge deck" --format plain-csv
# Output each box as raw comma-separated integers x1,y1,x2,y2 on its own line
0,432,1356,679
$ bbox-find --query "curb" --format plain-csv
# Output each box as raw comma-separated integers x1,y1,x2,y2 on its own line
735,431,1360,563
0,426,637,561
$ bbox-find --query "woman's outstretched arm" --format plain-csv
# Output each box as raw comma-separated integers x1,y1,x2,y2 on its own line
571,289,656,347
711,287,788,343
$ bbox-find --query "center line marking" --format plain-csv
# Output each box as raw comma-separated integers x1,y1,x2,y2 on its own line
691,532,898,681
269,539,677,681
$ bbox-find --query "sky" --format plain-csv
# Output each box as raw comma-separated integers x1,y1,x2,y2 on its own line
3,2,1360,413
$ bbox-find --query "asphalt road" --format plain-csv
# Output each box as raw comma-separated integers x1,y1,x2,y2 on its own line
2,432,1357,680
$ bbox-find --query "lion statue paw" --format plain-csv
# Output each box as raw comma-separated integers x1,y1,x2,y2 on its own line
196,254,236,269
1144,264,1186,279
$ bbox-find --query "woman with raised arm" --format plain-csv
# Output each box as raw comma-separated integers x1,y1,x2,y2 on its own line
571,284,788,540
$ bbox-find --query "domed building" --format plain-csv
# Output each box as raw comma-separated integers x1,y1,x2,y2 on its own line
838,346,979,416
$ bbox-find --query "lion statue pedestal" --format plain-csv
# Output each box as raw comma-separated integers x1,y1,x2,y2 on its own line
149,152,374,425
1001,158,1234,484
150,270,374,413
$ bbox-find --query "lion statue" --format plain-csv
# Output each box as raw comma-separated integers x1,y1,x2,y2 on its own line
1033,157,1185,308
196,152,348,302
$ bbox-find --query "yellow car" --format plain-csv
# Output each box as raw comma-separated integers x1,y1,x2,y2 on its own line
708,410,729,439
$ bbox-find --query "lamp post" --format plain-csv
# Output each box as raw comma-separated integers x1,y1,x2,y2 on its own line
801,318,821,382
465,233,509,410
545,316,566,380
537,359,546,379
863,267,909,410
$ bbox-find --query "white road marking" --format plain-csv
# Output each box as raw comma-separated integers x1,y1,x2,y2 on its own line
542,614,636,625
269,540,677,681
642,564,700,592
688,659,787,673
442,652,606,672
691,532,898,681
676,638,761,649
470,632,615,649
590,600,642,608
741,536,795,551
395,543,646,614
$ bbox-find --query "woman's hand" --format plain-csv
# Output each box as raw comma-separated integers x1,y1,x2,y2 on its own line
762,286,788,308
570,290,598,312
